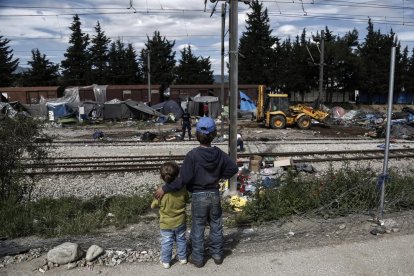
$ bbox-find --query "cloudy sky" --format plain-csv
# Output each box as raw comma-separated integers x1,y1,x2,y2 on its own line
1,0,414,75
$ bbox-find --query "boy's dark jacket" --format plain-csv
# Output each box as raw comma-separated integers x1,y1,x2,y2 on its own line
162,146,238,193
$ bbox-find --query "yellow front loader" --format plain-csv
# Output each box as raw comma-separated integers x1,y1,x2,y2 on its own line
256,85,329,130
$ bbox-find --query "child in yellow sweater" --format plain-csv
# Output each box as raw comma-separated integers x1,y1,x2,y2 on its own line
151,161,189,269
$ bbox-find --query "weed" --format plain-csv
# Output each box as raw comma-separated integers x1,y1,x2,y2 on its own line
0,194,152,238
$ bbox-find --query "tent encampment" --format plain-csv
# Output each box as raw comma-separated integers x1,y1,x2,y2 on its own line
188,94,220,118
151,100,183,120
103,99,166,121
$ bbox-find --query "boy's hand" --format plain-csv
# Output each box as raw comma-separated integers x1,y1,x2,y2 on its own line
154,187,165,199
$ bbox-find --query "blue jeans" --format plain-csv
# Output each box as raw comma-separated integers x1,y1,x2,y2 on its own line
160,224,187,263
191,191,223,264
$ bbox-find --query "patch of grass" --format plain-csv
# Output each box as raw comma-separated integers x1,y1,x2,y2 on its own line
238,163,414,224
0,194,152,238
108,194,153,228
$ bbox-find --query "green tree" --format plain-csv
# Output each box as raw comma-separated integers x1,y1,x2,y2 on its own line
140,31,176,85
107,40,140,84
89,21,111,84
407,49,414,94
124,43,141,84
356,19,394,103
320,27,359,103
238,0,277,85
23,49,59,86
395,45,410,100
61,14,90,86
175,45,214,84
283,30,317,101
0,36,19,87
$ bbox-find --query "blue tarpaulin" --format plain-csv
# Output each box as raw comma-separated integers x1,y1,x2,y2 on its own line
239,91,256,111
46,103,72,119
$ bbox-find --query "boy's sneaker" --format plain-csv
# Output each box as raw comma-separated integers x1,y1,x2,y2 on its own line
160,261,170,269
212,256,223,265
188,255,204,268
179,258,187,265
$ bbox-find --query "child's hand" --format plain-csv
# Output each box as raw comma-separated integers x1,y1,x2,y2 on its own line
154,186,165,199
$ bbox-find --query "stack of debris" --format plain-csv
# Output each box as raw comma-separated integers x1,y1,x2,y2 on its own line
330,106,414,140
225,155,316,211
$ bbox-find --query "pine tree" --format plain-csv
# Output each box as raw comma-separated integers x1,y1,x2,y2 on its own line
175,45,213,84
238,0,277,85
24,49,59,86
61,14,90,86
140,31,176,86
89,21,110,85
0,36,19,87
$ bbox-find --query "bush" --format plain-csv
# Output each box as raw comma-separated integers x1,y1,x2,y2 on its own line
0,115,51,203
240,163,414,224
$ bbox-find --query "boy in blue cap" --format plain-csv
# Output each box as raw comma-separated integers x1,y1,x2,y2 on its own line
155,117,238,267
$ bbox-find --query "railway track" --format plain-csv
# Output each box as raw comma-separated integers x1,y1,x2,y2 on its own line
24,148,414,175
40,137,411,146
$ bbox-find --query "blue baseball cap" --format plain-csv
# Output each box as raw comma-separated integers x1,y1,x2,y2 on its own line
196,117,216,135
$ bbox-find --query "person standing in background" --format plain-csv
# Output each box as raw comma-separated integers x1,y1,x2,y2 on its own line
203,102,209,117
181,109,191,141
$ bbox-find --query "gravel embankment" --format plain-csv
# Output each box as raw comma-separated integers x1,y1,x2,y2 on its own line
31,137,414,200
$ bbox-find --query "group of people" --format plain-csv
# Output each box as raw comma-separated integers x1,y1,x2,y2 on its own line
152,117,239,268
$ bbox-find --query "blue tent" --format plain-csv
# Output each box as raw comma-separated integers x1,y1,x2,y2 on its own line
239,91,256,111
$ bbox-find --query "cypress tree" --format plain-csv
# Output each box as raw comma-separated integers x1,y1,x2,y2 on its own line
238,0,277,85
61,14,90,86
89,21,110,85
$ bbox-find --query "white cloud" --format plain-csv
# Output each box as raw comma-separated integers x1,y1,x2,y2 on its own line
1,0,413,75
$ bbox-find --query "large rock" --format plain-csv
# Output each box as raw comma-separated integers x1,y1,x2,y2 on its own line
47,242,84,265
85,245,104,261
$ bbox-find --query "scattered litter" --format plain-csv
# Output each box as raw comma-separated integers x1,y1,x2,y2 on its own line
93,131,104,140
229,195,247,211
242,228,255,234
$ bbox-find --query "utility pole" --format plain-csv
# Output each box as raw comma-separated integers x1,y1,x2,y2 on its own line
220,3,226,137
379,37,397,219
210,0,250,193
229,0,238,193
318,30,325,103
147,50,151,104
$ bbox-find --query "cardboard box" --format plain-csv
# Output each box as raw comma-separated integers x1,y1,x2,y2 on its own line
249,155,262,172
249,159,261,172
273,158,292,168
251,155,262,161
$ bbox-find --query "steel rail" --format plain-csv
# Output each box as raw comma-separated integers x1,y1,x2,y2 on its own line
24,149,414,175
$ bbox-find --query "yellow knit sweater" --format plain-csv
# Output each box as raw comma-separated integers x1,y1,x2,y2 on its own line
151,187,188,230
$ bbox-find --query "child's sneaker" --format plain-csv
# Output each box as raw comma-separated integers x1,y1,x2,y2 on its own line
160,261,170,269
179,259,187,265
